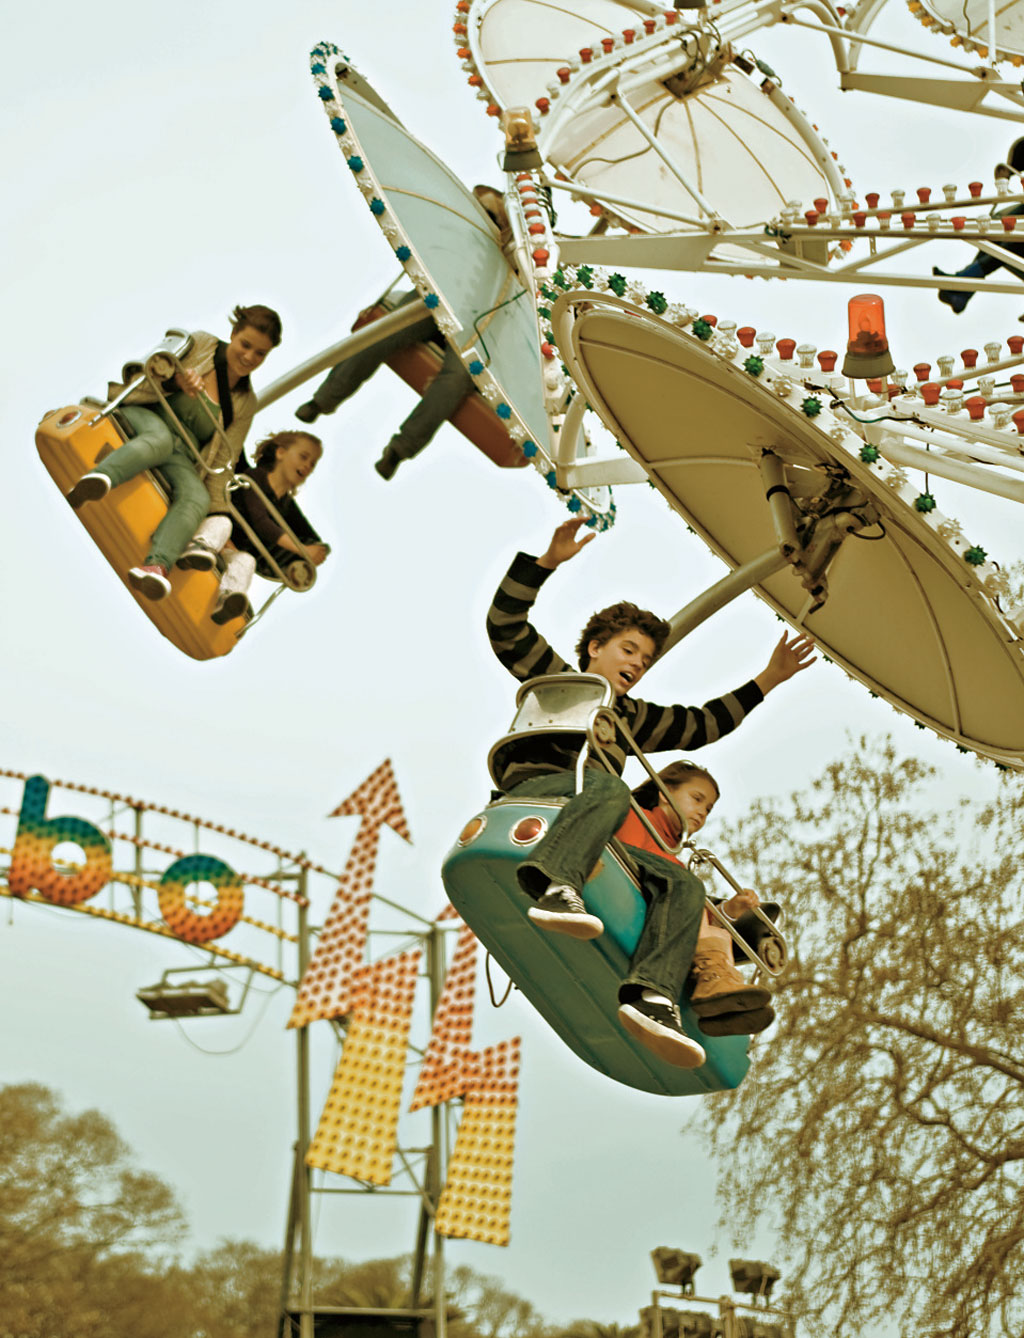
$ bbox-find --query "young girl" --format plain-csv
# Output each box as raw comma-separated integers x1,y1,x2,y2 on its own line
66,304,282,600
614,761,773,1068
178,430,329,624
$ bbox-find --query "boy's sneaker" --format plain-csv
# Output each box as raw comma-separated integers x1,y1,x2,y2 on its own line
66,472,111,508
618,996,706,1069
527,885,604,940
699,1003,775,1037
176,540,218,572
127,564,171,601
211,590,250,625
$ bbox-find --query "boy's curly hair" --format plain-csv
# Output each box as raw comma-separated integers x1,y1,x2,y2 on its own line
575,601,670,669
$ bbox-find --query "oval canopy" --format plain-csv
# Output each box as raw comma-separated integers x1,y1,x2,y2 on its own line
323,54,549,446
555,295,1024,766
913,0,1024,61
469,0,841,230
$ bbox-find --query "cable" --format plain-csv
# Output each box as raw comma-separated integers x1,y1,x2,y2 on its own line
170,979,284,1056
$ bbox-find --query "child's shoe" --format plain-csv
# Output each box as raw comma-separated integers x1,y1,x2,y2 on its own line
127,564,171,601
211,590,251,625
932,266,973,314
618,992,706,1068
688,939,771,1017
176,540,218,572
66,472,111,508
374,446,400,480
699,1003,775,1037
527,885,604,939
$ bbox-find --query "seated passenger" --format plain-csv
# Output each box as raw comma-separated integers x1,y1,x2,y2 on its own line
487,517,815,1062
295,185,511,481
615,761,773,1066
66,303,282,600
178,429,329,624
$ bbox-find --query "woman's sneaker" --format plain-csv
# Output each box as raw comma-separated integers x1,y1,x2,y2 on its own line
66,472,111,508
527,885,604,940
618,995,706,1069
127,564,171,600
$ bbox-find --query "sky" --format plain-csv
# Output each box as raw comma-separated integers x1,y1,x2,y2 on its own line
3,0,1023,1329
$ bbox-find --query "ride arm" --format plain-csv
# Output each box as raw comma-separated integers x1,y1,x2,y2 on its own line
486,551,572,682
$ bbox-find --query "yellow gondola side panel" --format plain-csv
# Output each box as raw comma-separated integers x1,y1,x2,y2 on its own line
36,406,242,661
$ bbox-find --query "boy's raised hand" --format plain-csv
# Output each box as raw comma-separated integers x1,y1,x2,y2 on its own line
537,517,596,570
754,630,816,695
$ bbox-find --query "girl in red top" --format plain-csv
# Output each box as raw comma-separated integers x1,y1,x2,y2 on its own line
615,761,772,1064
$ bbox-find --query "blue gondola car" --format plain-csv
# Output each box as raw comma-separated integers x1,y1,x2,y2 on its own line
441,675,786,1098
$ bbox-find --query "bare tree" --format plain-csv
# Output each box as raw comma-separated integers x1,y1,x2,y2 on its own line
694,740,1024,1338
0,1083,186,1337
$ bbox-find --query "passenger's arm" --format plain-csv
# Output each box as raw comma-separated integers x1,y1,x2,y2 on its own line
486,529,583,680
754,631,816,695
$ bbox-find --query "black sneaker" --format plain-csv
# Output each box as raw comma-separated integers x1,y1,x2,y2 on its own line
618,997,706,1069
211,590,250,625
527,885,604,940
374,447,400,480
699,1004,775,1037
295,401,321,424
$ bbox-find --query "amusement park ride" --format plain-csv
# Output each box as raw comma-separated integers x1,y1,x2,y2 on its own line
24,0,1024,1331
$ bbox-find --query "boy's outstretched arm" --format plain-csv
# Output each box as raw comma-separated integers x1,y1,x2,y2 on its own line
487,520,595,680
753,632,817,696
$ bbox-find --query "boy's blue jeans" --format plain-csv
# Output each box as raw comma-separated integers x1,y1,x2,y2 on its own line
506,769,706,1003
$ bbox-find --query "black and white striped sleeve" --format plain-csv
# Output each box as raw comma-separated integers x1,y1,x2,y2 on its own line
626,681,765,753
486,552,571,682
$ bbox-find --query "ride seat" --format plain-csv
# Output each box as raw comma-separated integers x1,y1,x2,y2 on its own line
486,672,614,790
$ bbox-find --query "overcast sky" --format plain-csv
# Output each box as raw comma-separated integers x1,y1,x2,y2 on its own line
3,0,1022,1327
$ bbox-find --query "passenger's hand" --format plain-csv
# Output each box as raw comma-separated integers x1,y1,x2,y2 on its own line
722,888,760,918
307,544,329,566
537,517,596,570
175,368,204,398
754,631,816,694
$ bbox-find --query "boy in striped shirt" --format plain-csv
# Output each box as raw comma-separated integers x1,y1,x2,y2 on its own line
487,517,814,1063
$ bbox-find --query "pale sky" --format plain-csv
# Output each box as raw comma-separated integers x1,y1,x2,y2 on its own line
2,0,1021,1327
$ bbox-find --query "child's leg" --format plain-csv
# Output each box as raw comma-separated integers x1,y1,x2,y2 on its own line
178,514,232,568
376,346,474,478
509,768,632,899
303,313,437,415
143,443,210,570
618,856,707,1006
211,549,256,625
